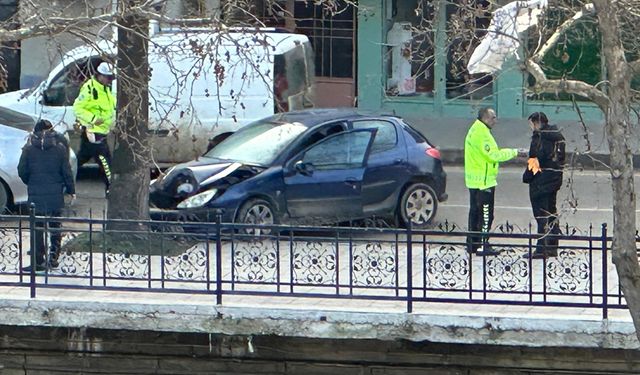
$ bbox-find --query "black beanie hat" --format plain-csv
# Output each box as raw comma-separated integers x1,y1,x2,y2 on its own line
34,119,53,132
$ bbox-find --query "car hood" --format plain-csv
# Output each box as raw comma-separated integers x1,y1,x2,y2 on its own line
150,157,266,209
0,89,39,113
0,124,29,170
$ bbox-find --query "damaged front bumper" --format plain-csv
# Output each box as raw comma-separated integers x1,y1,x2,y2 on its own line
150,207,235,226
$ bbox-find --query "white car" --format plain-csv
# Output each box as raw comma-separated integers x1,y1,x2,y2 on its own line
0,106,77,213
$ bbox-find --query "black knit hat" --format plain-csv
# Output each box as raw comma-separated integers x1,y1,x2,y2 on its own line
34,119,53,132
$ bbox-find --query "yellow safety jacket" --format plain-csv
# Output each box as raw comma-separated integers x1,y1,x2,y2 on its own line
464,119,517,190
73,77,116,135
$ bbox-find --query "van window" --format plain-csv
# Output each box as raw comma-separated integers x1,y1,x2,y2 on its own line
352,120,397,153
0,106,35,131
274,41,314,113
43,57,106,106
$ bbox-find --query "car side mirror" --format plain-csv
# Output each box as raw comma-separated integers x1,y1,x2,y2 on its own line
42,88,58,105
294,160,314,176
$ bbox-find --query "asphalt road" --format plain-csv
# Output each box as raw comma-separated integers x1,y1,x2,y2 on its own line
439,165,633,231
68,165,632,232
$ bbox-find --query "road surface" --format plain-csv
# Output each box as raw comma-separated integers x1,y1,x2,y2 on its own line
64,165,635,232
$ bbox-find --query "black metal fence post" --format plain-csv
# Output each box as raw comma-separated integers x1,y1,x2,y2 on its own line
215,210,223,305
601,223,608,320
406,221,413,313
28,203,36,298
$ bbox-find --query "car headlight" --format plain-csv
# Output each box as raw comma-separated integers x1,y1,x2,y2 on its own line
177,189,217,209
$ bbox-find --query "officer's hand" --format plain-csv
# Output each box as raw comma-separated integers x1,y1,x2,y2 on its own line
517,148,529,157
94,118,104,126
65,194,76,206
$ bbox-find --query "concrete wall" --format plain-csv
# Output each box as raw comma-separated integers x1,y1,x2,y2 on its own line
18,0,114,88
1,325,640,374
17,0,219,88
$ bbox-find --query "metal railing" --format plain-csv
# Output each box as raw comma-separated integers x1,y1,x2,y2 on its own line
0,208,624,319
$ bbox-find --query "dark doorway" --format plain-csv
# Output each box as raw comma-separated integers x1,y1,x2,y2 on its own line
0,0,19,93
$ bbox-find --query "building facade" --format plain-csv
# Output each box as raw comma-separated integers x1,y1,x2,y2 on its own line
356,0,603,122
15,0,606,126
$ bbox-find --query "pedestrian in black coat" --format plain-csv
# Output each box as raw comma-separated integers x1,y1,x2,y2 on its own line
522,112,565,259
18,119,76,271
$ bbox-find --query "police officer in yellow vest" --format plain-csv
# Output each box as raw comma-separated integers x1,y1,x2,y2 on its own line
73,62,116,194
464,107,526,256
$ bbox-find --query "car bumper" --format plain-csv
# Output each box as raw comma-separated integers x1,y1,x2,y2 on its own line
434,169,448,202
149,207,235,224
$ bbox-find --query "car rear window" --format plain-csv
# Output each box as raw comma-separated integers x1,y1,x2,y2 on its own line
352,120,397,153
400,120,433,147
0,107,36,132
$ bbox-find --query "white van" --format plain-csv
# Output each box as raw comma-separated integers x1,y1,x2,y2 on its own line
0,28,314,164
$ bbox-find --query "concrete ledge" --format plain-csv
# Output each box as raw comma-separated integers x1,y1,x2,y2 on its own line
0,299,636,350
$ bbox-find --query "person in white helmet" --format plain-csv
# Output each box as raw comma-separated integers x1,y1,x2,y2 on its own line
73,61,116,194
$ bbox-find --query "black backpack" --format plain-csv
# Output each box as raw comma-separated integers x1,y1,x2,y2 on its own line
551,138,566,166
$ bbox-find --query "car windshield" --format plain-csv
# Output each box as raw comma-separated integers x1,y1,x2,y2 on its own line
204,120,308,165
0,106,35,131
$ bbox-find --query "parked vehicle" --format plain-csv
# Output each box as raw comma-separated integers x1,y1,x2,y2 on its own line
149,108,447,229
0,28,314,164
0,107,77,213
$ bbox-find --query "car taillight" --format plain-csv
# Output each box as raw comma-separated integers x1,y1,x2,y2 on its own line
426,147,441,159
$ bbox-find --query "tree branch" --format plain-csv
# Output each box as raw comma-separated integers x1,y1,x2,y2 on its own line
0,7,224,43
0,14,116,41
629,59,640,75
533,3,595,62
525,59,609,109
525,2,609,109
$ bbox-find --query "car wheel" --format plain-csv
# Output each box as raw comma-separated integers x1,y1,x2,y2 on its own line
237,198,276,235
399,183,438,229
0,181,8,214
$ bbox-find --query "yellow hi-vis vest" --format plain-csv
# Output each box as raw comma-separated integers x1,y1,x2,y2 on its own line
73,77,116,135
464,119,517,190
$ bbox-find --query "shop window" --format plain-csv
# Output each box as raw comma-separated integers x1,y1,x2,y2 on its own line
253,1,354,79
446,0,493,100
295,1,355,79
385,0,436,96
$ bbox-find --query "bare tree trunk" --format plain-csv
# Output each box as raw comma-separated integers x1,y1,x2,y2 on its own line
108,0,150,223
594,0,640,340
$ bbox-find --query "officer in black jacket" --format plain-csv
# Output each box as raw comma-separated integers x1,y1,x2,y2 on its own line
18,119,76,271
523,112,565,259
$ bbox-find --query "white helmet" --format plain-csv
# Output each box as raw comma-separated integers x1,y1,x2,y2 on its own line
96,62,115,77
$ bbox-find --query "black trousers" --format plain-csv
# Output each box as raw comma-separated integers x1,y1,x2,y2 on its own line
467,187,495,251
530,189,560,254
33,210,62,266
77,131,111,190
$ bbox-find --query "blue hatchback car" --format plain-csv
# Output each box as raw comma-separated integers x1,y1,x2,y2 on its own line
150,109,447,229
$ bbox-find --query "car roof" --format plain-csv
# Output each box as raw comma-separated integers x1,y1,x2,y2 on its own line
267,108,399,127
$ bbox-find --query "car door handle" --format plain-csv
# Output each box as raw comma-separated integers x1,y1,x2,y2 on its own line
394,158,404,164
344,177,358,186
